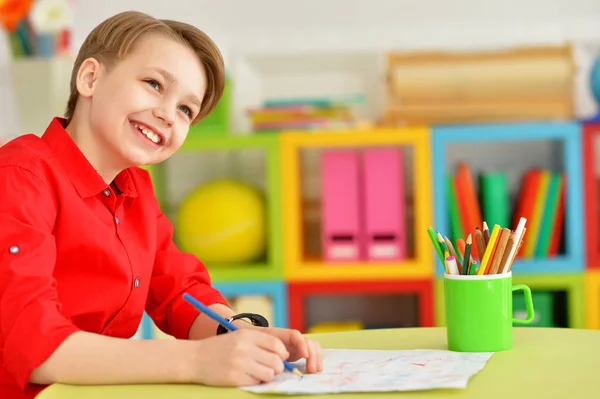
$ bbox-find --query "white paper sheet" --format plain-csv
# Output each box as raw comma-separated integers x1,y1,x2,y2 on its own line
242,349,493,395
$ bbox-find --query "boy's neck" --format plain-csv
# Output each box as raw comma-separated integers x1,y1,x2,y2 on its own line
65,115,122,185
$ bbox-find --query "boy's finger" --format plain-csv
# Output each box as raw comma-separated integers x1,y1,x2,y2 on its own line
306,340,319,373
256,332,289,359
316,342,324,372
289,329,309,359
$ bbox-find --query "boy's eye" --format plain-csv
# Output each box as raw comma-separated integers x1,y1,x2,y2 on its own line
178,105,193,118
145,79,161,91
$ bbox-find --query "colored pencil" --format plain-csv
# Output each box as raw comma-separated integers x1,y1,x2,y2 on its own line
477,224,501,275
468,261,477,275
502,218,527,273
445,255,460,275
488,228,511,274
475,228,486,262
499,232,517,273
427,227,444,264
507,227,527,273
437,231,450,252
183,293,303,377
462,234,472,275
444,237,463,274
457,238,476,264
483,221,490,245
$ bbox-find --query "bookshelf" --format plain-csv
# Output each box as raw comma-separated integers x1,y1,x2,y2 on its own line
431,121,584,276
582,123,600,269
139,281,288,339
280,127,433,283
230,51,383,132
141,119,596,336
137,45,599,337
585,271,600,329
146,132,283,282
288,280,434,333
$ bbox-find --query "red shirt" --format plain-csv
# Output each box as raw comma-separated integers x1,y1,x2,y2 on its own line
0,118,228,398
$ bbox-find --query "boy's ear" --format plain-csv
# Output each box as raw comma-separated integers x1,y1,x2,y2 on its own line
76,57,101,98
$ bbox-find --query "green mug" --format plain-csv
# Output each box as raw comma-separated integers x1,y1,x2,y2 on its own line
444,272,534,352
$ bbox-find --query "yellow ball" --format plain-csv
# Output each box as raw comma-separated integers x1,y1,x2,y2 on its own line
176,179,267,264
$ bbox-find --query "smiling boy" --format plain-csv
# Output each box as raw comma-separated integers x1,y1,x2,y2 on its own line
0,11,322,399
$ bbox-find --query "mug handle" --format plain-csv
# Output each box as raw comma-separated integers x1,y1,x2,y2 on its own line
512,284,535,325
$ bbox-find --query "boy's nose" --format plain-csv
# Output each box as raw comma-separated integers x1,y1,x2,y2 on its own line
152,106,174,127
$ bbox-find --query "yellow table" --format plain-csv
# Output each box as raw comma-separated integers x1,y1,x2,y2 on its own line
37,327,600,398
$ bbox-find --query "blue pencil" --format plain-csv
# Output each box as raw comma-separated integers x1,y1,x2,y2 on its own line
183,293,303,377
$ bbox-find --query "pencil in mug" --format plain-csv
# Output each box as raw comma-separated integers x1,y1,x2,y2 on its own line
468,260,478,275
437,232,450,258
474,227,486,262
461,234,473,275
488,228,511,274
427,227,444,265
444,236,463,274
501,217,528,273
445,255,460,275
483,221,491,245
477,224,501,275
182,293,303,377
498,232,517,274
456,237,476,264
506,227,527,273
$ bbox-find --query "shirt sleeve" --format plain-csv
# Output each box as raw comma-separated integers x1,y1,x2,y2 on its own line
0,165,81,389
145,197,229,340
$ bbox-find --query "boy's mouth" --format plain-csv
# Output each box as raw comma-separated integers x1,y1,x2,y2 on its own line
130,121,164,145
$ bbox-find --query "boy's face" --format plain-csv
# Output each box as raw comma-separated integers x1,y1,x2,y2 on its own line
85,34,207,168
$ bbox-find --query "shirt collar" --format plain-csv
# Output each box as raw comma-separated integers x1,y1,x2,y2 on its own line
42,117,138,199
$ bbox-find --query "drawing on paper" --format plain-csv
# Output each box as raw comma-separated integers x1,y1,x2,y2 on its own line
241,349,494,395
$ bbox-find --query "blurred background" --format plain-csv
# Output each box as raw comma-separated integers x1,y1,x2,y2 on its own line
2,0,600,339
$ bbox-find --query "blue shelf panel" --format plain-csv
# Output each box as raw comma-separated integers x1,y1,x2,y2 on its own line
213,281,288,329
431,121,584,276
139,281,288,339
509,256,582,275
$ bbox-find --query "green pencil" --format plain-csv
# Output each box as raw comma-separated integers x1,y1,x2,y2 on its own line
462,234,472,275
437,232,449,256
469,261,477,275
427,228,444,264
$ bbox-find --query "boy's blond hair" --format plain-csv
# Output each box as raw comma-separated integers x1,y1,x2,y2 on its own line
65,11,224,124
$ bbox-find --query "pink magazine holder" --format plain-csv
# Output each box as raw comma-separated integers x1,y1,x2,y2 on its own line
321,150,363,262
362,148,406,260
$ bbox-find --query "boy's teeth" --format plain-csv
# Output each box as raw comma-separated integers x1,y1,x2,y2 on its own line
133,123,161,144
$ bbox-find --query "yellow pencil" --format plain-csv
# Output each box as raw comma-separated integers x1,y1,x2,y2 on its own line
477,224,501,275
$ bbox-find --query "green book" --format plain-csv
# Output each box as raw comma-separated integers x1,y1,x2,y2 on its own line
480,172,509,228
536,173,562,258
446,174,464,243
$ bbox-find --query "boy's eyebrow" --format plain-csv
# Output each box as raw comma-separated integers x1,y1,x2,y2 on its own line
153,67,203,109
188,96,202,109
155,67,178,84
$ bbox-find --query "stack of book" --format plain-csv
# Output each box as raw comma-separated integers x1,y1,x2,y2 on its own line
247,95,363,133
384,45,574,126
446,162,565,259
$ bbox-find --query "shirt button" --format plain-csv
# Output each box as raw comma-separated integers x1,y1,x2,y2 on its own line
115,216,120,224
134,278,140,288
9,245,19,255
102,189,111,197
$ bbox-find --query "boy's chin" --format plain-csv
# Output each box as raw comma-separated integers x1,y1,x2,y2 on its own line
121,150,158,169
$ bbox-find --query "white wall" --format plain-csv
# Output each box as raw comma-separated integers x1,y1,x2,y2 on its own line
70,0,600,128
72,0,600,53
5,0,600,137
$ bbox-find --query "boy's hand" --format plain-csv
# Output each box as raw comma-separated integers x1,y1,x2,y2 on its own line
260,327,323,374
190,328,289,386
